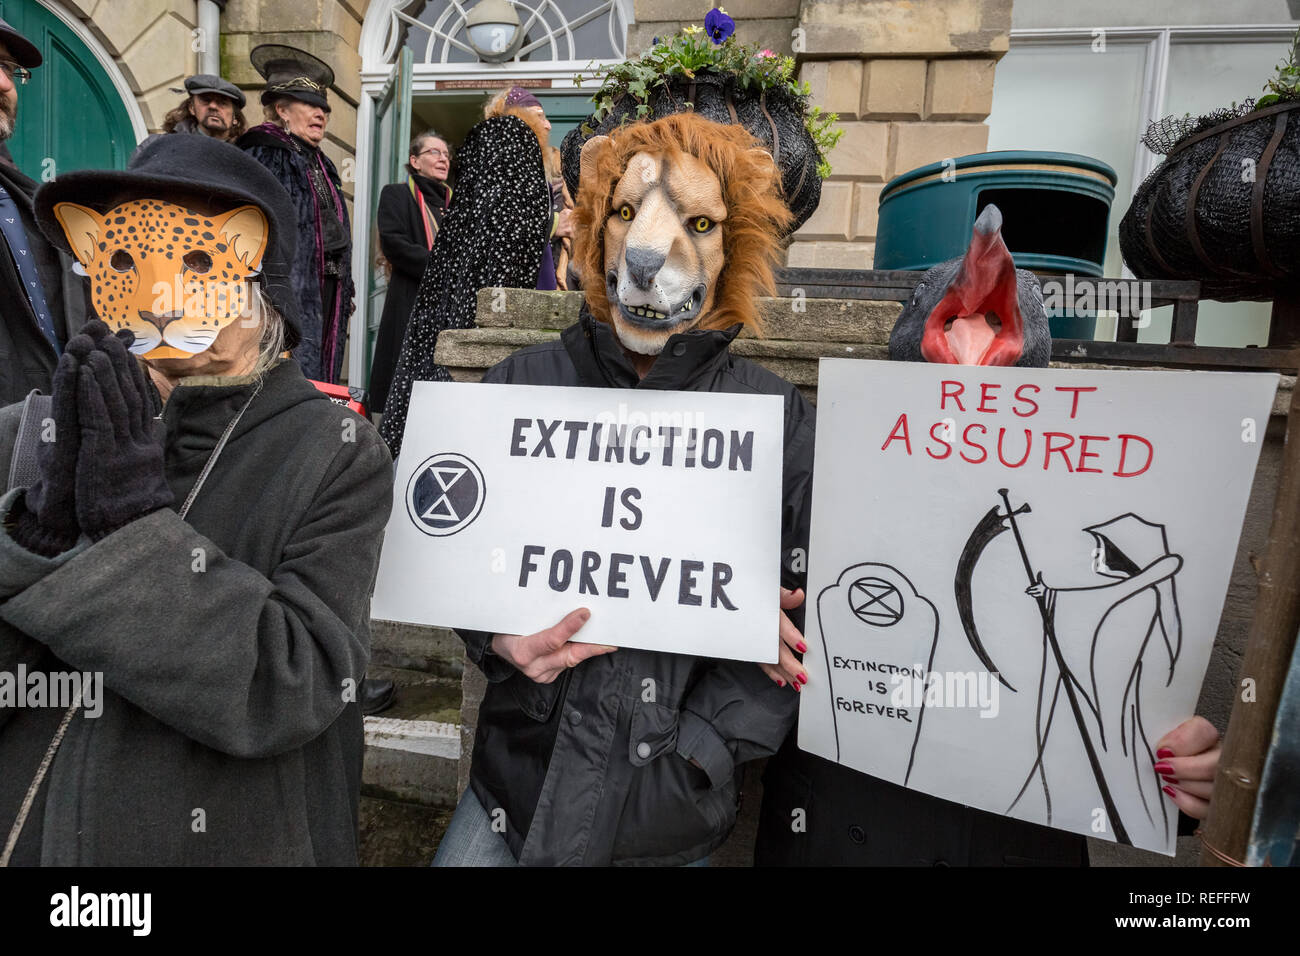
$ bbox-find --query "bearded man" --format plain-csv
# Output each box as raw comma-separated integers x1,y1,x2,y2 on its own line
160,75,248,142
431,113,816,867
0,18,88,405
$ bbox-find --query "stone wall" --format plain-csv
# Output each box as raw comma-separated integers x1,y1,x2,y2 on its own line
221,0,370,199
60,0,369,199
788,0,1010,269
626,1,1011,271
59,0,200,132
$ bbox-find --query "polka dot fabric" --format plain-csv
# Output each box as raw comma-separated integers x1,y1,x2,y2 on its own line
379,114,551,458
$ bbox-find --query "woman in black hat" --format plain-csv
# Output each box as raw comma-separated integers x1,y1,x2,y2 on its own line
237,44,353,386
0,134,392,865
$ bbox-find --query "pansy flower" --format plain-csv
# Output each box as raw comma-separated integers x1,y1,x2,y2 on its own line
705,7,735,44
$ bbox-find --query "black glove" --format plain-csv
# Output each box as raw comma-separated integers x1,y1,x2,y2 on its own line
9,348,83,557
74,325,174,540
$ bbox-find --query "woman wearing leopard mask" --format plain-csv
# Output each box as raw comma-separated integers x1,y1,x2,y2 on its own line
0,135,392,866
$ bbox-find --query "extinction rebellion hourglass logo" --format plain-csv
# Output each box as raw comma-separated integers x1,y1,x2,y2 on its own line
406,453,486,536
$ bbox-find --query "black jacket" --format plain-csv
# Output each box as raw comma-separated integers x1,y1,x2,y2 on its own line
459,314,816,865
755,740,1089,866
0,360,392,864
0,152,88,405
369,176,449,414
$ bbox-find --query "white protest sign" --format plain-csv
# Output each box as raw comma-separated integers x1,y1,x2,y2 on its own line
798,358,1278,854
372,381,784,662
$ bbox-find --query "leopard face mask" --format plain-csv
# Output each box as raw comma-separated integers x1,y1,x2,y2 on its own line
54,198,269,360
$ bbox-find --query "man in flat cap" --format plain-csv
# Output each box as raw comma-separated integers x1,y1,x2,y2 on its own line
161,74,249,143
0,16,88,405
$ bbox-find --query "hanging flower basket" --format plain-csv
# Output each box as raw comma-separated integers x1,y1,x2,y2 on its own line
1120,99,1300,301
560,12,841,234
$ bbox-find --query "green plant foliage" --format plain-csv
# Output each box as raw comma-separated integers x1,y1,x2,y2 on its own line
572,23,841,177
1258,27,1300,107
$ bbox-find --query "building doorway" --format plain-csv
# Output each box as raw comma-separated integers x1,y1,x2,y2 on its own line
352,0,630,390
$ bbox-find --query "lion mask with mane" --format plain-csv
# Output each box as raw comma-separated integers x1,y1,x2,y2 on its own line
574,113,792,356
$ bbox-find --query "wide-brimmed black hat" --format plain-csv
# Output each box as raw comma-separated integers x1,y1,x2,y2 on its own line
175,73,247,109
34,135,303,347
0,16,41,68
251,43,333,111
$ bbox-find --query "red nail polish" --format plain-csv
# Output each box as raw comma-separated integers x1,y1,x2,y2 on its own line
1162,786,1177,798
1153,761,1174,774
1161,774,1178,784
797,673,808,685
776,678,785,687
1157,748,1174,759
796,642,807,653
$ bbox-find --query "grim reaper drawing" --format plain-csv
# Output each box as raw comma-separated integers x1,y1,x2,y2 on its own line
957,490,1183,848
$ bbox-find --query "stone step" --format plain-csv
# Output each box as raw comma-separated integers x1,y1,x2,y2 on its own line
358,795,454,867
370,619,465,679
361,666,462,809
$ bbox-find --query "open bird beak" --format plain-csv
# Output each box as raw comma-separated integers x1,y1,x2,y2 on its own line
920,205,1025,366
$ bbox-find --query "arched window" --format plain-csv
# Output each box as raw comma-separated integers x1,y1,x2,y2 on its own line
378,0,631,66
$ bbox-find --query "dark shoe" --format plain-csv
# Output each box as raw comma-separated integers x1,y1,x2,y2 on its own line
360,677,397,716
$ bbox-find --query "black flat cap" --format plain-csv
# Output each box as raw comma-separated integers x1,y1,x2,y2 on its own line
175,73,247,109
34,135,303,348
251,43,333,111
0,16,41,68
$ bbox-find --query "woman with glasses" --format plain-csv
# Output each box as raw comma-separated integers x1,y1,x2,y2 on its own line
378,88,556,457
368,130,453,418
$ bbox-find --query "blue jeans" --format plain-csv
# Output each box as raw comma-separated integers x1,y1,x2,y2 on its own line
432,788,710,867
432,788,519,867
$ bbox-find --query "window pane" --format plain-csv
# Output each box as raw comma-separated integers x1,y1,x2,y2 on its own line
986,41,1147,299
399,0,626,64
1160,40,1291,347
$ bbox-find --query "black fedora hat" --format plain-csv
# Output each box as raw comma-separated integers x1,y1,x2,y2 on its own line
251,43,333,111
34,135,303,347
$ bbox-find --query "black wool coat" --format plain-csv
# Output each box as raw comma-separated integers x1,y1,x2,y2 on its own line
238,126,355,384
0,152,89,405
368,176,449,415
0,360,392,864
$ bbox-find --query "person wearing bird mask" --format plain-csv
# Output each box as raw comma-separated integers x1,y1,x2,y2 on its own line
0,135,392,866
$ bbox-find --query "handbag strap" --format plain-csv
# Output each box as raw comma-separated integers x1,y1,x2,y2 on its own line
8,391,52,493
0,378,262,865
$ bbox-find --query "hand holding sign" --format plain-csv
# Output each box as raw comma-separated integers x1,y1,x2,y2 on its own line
759,587,808,690
490,608,619,684
1154,715,1221,819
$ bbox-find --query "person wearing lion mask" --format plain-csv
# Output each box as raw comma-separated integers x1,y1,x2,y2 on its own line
432,112,816,867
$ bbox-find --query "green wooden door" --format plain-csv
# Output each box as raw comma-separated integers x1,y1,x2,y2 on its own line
534,91,591,149
0,0,135,176
363,47,413,388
